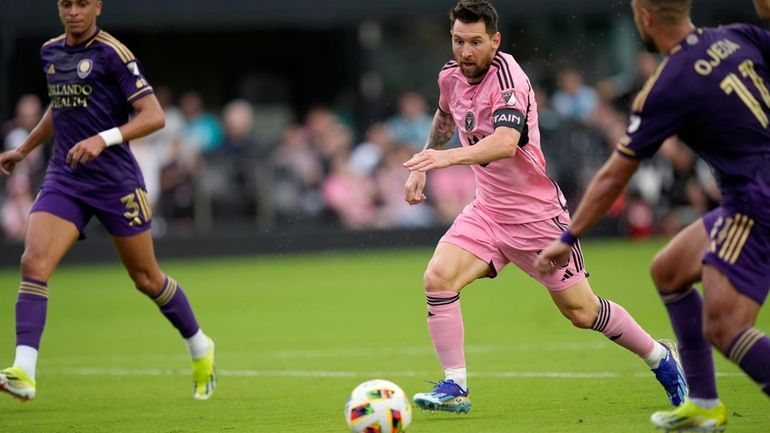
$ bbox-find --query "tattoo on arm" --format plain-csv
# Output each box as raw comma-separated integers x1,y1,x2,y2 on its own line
424,109,456,150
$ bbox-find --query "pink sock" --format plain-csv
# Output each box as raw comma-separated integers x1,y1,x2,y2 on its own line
592,297,655,357
426,291,465,370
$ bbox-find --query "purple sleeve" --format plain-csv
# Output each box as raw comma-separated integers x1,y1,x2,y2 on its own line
616,62,685,160
106,49,154,103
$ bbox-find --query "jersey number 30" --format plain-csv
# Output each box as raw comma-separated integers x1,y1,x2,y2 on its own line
721,59,770,128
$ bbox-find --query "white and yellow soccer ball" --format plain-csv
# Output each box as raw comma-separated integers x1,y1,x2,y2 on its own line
344,379,412,433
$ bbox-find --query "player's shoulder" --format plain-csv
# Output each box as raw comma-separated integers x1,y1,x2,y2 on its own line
40,33,65,51
491,51,523,91
438,59,460,79
89,30,137,64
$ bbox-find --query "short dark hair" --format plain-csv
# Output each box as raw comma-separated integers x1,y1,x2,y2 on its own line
639,0,691,23
449,0,499,35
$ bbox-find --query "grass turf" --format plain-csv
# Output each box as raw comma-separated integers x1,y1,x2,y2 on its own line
0,239,767,432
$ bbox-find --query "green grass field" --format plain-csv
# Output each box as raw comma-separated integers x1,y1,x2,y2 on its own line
0,239,768,432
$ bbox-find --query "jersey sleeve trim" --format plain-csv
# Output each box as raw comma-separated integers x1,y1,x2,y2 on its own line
93,31,136,63
632,57,670,112
42,34,65,47
127,87,154,102
615,143,639,158
492,53,514,90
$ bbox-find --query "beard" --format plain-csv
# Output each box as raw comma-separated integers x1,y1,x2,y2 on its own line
457,57,492,82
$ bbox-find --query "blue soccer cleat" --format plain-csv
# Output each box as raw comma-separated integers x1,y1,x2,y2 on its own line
413,379,471,414
652,339,688,407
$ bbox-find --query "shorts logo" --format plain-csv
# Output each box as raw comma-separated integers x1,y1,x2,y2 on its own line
502,90,516,106
77,59,93,79
464,111,475,132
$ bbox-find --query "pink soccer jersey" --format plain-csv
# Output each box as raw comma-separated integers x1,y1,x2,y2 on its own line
438,51,566,224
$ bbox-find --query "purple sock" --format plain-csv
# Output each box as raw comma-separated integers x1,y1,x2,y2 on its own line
153,276,200,339
662,287,718,399
16,277,49,350
727,328,770,397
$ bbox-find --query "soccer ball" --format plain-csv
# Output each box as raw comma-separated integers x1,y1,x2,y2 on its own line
344,379,412,433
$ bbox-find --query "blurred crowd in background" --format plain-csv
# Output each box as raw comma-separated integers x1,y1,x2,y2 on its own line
0,50,719,242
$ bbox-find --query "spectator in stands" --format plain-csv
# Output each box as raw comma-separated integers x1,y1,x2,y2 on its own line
551,68,598,122
270,124,325,222
387,91,434,151
180,90,223,155
350,122,394,176
3,95,45,189
374,144,434,228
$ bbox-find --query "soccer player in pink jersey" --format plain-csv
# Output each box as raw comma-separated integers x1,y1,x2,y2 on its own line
403,0,686,414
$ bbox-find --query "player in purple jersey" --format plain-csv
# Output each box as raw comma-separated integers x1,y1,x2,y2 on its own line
0,0,216,401
537,0,770,430
403,0,686,416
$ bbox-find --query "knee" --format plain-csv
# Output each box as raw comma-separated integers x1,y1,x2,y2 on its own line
561,305,596,329
129,270,164,297
20,250,52,280
650,253,677,291
703,315,744,354
423,266,457,294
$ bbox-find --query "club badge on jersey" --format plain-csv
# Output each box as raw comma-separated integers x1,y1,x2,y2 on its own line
464,111,475,132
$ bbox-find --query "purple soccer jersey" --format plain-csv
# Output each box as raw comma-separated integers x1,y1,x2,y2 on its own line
617,24,770,222
40,29,154,192
32,29,155,237
616,24,770,303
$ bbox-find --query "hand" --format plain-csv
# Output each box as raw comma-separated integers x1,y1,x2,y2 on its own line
534,239,572,276
404,170,427,205
0,149,26,176
66,135,107,169
403,149,453,172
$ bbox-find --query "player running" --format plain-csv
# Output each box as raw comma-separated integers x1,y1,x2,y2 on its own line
403,0,687,415
0,0,215,401
537,0,770,431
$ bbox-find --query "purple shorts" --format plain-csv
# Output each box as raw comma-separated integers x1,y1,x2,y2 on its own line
30,184,153,239
702,207,770,305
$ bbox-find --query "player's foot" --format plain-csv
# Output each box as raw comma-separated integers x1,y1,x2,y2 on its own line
0,366,36,401
413,379,470,414
652,339,688,406
651,399,727,432
191,337,216,400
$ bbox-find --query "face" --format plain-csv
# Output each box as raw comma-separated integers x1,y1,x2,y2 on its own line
451,20,500,83
58,0,101,38
631,0,658,53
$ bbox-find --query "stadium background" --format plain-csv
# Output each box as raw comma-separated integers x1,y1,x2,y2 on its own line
0,0,761,266
1,3,769,433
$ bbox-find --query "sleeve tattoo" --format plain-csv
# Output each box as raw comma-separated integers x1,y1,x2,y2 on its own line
424,109,457,151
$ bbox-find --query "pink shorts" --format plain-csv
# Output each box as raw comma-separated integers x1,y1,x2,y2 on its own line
440,201,588,291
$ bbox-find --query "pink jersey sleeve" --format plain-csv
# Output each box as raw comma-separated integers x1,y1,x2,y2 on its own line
438,60,458,114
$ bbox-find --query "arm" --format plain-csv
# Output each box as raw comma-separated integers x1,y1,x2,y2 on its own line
66,93,164,168
404,120,518,172
534,153,640,275
0,105,54,175
755,0,770,19
403,109,457,205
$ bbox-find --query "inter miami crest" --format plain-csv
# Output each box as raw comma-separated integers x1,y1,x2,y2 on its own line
464,111,475,132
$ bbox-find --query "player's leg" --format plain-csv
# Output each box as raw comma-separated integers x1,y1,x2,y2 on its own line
548,279,687,407
111,230,216,400
650,218,720,407
702,266,768,396
0,211,79,401
505,214,686,406
413,241,492,413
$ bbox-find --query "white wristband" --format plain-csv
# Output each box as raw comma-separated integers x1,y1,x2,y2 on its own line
98,127,123,146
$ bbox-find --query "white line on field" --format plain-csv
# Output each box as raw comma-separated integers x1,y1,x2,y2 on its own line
46,368,745,379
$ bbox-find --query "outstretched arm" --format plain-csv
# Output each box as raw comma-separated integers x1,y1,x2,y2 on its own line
66,93,165,169
0,105,54,175
535,153,640,275
404,109,457,205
